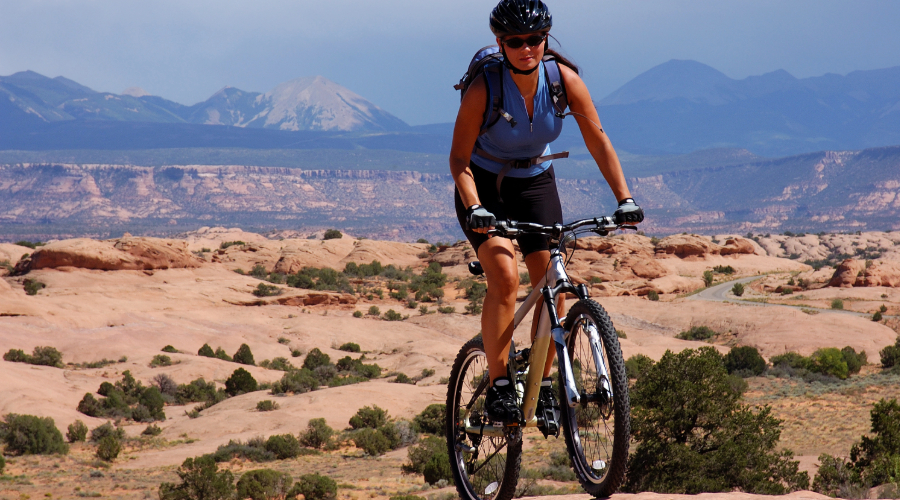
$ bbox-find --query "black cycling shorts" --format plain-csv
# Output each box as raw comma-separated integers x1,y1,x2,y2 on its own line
455,162,563,257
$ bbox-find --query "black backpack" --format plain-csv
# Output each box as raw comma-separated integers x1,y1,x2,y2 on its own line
455,45,569,135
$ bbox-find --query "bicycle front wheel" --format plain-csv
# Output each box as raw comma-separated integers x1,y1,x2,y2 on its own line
559,299,630,497
446,336,521,500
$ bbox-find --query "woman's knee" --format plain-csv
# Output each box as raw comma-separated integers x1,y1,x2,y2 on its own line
486,268,519,298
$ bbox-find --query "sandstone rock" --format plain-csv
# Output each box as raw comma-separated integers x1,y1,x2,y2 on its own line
828,259,866,288
0,243,32,267
861,261,900,287
719,237,758,255
339,239,428,269
655,234,718,257
649,275,705,294
430,243,477,267
622,255,668,279
21,237,201,272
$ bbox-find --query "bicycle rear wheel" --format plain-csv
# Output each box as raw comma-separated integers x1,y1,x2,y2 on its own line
559,299,630,497
446,337,521,500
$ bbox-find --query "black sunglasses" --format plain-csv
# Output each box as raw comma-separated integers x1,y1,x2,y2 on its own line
502,34,547,49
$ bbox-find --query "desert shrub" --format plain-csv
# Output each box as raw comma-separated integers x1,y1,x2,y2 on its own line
264,357,294,372
881,337,900,369
623,347,809,494
253,283,282,297
236,469,293,500
152,373,178,397
353,427,391,456
176,378,221,405
67,420,88,443
713,265,735,274
3,346,64,367
158,455,235,500
842,347,868,375
393,373,414,384
0,455,4,474
214,347,233,361
150,354,174,367
808,348,849,380
379,419,418,450
249,264,268,279
383,309,403,321
290,473,337,500
271,368,318,394
323,229,343,240
724,346,766,377
256,400,278,412
220,240,245,250
233,343,256,366
162,345,178,353
97,435,122,461
142,424,163,436
831,298,844,310
849,398,900,487
209,437,275,463
881,304,888,313
291,348,303,357
90,422,125,443
874,311,883,321
335,356,381,379
264,434,302,460
225,368,258,396
812,454,855,497
198,343,215,357
702,270,714,287
302,348,331,371
300,418,334,449
676,325,716,341
647,290,660,301
139,386,167,420
23,279,46,295
414,404,446,435
338,342,361,353
0,414,68,455
352,311,363,318
625,354,654,380
367,305,380,316
770,352,808,370
423,451,454,485
616,329,627,339
437,306,455,314
732,283,745,297
403,436,452,484
349,405,388,429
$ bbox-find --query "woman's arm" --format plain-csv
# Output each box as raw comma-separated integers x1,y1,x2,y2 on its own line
449,76,489,210
559,65,632,202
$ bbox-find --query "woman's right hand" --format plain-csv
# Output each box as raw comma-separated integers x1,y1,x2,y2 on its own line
466,205,497,233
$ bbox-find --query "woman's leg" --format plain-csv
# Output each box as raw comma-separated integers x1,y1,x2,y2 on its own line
523,250,564,378
477,236,521,384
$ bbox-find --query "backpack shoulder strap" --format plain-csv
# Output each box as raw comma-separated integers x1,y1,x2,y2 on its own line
542,57,568,117
481,60,517,135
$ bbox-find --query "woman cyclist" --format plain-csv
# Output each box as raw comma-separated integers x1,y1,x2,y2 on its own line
449,0,643,426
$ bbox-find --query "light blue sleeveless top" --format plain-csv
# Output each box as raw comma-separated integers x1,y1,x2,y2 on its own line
471,61,564,178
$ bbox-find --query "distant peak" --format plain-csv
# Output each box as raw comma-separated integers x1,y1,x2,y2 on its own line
121,87,150,97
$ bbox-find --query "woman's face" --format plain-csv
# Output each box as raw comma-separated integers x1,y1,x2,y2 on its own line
497,32,547,72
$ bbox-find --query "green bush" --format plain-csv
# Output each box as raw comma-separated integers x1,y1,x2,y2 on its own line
423,451,454,485
874,311,883,321
162,345,179,353
367,305,380,316
0,414,68,455
623,347,809,494
647,290,660,301
264,434,302,460
842,347,867,375
233,344,256,366
352,311,363,318
881,337,900,369
831,298,844,310
158,455,235,500
253,283,282,297
264,357,294,372
676,326,717,341
209,438,275,463
198,343,215,357
403,436,451,484
67,420,88,442
236,469,293,500
353,427,391,456
225,368,258,396
702,270,714,287
625,354,655,380
383,309,403,321
732,283,745,297
23,279,46,295
437,306,455,314
290,473,337,500
349,405,388,429
249,264,268,279
848,398,900,487
713,265,735,274
808,348,849,380
214,347,232,361
271,368,319,394
300,418,334,449
97,435,122,461
302,348,331,371
323,229,343,240
90,422,125,443
220,240,245,250
150,354,174,367
256,400,278,412
3,346,64,367
142,424,163,436
724,346,766,377
393,373,414,384
176,378,221,405
338,342,361,353
413,404,445,435
139,386,167,420
0,455,4,474
770,352,809,370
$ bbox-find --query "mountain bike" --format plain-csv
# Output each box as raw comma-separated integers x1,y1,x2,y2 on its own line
446,216,632,500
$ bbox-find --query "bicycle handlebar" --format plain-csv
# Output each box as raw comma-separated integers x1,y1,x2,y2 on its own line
486,216,636,239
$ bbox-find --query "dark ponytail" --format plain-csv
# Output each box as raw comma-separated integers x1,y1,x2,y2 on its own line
546,35,580,75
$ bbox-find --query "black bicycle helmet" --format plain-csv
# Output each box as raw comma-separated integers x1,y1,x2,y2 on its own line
490,0,552,37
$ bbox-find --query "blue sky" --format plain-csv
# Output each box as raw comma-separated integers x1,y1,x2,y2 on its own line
2,0,899,125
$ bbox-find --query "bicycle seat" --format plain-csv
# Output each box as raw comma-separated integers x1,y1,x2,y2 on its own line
468,261,484,276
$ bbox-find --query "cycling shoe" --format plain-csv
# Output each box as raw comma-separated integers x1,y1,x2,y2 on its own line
536,379,561,438
484,377,523,425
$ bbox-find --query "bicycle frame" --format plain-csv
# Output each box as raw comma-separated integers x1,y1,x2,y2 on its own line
464,241,604,437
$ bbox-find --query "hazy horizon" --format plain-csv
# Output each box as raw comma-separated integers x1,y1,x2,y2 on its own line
2,0,899,125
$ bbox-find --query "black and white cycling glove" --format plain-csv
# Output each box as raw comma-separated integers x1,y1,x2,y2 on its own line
614,198,644,224
466,204,497,230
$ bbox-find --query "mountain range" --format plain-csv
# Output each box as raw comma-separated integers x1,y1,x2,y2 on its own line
2,60,900,157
